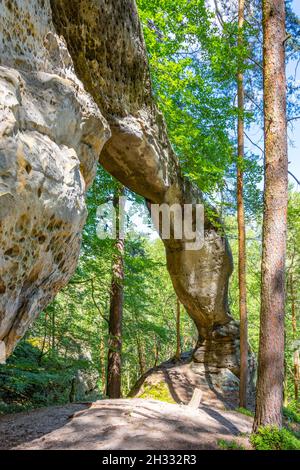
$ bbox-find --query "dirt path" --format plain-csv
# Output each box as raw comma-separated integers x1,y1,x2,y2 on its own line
0,399,253,450
0,403,88,450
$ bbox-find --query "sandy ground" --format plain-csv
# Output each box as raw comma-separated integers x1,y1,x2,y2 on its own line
0,403,87,450
0,399,253,450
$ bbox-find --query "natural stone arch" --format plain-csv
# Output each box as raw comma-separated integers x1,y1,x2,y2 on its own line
0,0,242,381
51,0,240,369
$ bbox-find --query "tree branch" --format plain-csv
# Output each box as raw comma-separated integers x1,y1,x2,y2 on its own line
213,0,225,27
287,116,300,123
288,170,300,186
244,131,264,156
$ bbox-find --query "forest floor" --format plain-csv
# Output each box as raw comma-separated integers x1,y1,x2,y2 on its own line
0,399,253,450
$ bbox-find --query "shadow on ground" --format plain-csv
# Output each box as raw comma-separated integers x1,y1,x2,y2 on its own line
2,399,253,450
0,403,88,450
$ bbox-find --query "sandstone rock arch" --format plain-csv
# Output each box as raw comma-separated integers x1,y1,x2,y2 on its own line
0,0,240,378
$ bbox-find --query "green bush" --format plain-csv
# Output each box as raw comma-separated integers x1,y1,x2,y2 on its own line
0,341,92,414
250,426,300,450
218,439,245,450
283,402,300,424
236,407,254,417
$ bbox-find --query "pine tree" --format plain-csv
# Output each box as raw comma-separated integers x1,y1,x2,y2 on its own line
237,0,248,409
253,0,288,431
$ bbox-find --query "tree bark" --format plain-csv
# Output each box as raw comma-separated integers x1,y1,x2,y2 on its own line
106,185,125,399
237,0,248,409
253,0,288,431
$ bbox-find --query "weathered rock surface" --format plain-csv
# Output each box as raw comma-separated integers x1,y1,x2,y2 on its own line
1,0,241,376
130,350,256,410
0,0,110,357
0,399,253,450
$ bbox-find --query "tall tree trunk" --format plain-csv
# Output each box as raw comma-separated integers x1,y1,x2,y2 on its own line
253,0,288,431
175,298,181,361
290,274,299,401
237,0,248,409
106,186,125,399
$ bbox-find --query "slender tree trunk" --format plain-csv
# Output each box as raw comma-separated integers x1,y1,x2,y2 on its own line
51,309,55,354
38,312,48,365
290,274,299,401
136,336,146,376
253,0,288,431
294,351,300,402
283,358,289,407
106,186,125,399
100,334,106,395
153,335,159,368
175,298,181,361
237,0,248,409
127,368,130,392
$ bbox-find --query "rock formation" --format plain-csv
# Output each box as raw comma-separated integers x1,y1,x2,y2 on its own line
129,351,256,410
0,0,110,357
50,0,240,375
0,0,243,383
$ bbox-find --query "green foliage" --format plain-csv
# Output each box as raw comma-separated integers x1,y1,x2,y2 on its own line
250,426,300,450
227,215,261,353
283,401,300,424
137,0,264,214
0,167,196,410
0,341,91,414
218,439,245,450
236,407,254,418
137,0,237,193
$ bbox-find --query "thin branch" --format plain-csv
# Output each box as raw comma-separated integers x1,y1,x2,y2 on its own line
288,170,300,186
247,55,263,70
244,131,264,156
68,278,94,285
294,57,300,80
90,278,109,324
245,92,263,113
213,0,225,27
69,277,109,323
287,116,300,123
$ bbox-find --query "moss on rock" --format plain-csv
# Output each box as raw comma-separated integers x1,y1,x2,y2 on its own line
138,381,176,404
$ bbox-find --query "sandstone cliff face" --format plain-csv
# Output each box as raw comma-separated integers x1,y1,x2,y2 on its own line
0,0,110,358
1,0,239,374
